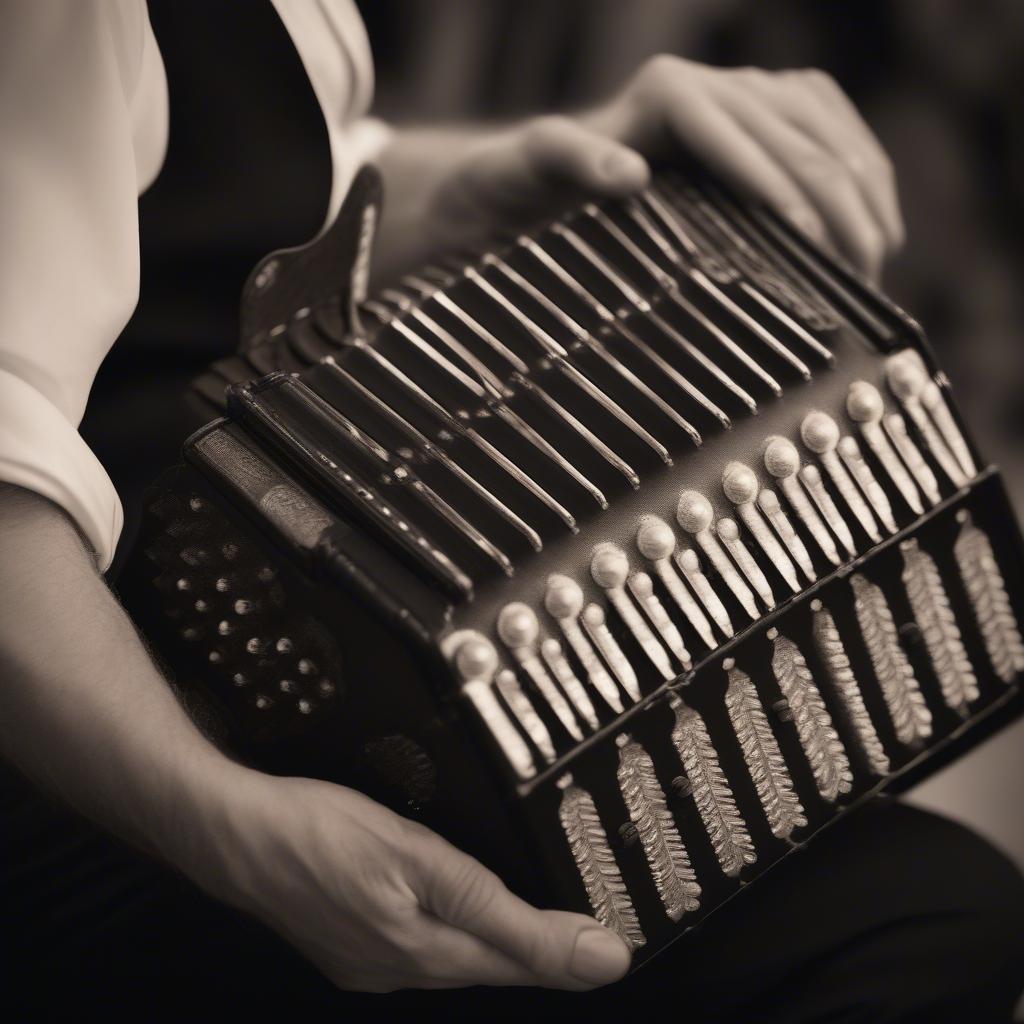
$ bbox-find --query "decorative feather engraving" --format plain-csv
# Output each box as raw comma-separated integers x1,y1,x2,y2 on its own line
558,776,646,950
670,698,756,877
811,601,890,776
901,538,980,715
769,630,853,802
851,574,933,744
724,662,807,839
616,737,701,920
954,512,1024,683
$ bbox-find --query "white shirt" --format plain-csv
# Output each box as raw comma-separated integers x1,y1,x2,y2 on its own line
0,0,388,570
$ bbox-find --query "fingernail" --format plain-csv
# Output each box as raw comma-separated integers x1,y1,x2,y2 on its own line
787,207,825,244
570,927,631,985
599,149,648,185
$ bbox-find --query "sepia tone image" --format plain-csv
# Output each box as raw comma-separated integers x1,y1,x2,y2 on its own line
2,1,1023,1020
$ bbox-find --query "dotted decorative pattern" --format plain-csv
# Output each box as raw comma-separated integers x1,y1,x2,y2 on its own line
144,489,345,732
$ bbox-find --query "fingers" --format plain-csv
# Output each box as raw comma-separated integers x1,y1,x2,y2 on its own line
413,836,631,990
396,915,541,989
454,116,650,216
776,69,904,250
610,55,901,278
520,115,650,195
654,84,832,249
715,86,887,278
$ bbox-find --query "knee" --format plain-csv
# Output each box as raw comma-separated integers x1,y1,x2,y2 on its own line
895,807,1024,1012
958,834,1024,966
918,808,1024,920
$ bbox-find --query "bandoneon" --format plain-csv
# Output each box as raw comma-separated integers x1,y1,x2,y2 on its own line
122,167,1024,964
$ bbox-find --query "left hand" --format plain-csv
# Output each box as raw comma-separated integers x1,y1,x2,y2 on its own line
408,56,902,282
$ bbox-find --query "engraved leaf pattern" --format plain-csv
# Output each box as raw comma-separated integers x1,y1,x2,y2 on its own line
558,782,646,950
851,574,933,745
954,515,1024,683
724,667,807,839
812,605,890,777
770,633,853,802
670,701,756,877
901,539,980,714
617,740,701,920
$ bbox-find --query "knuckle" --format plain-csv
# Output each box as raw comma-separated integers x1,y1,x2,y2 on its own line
800,66,836,91
521,924,560,975
519,916,580,979
852,222,886,266
398,815,441,844
801,149,842,184
866,223,886,258
847,147,893,183
774,68,802,92
641,53,685,87
735,64,768,85
871,150,897,181
441,858,502,924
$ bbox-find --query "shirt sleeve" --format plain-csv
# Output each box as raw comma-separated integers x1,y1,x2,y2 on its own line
0,0,164,570
271,0,393,225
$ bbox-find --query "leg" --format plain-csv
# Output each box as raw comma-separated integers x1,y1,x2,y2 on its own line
373,801,1024,1021
5,765,1023,1021
601,800,1024,1022
1,765,316,1021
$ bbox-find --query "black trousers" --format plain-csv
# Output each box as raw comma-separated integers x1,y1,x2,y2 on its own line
4,765,1023,1023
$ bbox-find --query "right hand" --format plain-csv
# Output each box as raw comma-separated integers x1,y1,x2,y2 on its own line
411,59,902,283
208,772,631,993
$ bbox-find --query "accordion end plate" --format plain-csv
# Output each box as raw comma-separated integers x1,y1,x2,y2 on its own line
954,512,1024,684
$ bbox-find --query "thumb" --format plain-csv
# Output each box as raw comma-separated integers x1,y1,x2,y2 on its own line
520,115,651,196
417,838,632,990
443,115,650,223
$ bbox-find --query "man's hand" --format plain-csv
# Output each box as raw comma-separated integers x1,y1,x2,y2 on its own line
218,775,631,993
376,57,903,284
0,486,628,994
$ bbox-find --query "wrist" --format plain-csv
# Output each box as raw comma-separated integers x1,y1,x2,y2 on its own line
146,747,266,904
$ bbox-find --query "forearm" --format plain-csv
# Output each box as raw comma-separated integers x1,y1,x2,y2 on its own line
0,490,627,991
0,484,250,890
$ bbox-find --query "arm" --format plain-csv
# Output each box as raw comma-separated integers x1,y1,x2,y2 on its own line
0,486,628,991
0,485,238,872
0,2,628,992
373,57,903,286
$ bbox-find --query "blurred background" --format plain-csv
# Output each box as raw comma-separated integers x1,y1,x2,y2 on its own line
361,0,1024,865
84,1,1024,865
